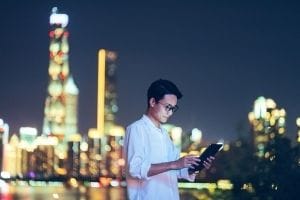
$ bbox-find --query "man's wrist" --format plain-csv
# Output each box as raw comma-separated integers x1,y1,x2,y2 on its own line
169,160,178,170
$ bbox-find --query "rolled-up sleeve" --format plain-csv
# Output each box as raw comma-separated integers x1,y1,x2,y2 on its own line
177,168,196,181
125,125,151,180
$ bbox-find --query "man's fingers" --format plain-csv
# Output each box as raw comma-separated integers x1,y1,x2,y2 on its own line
208,156,215,162
203,161,211,169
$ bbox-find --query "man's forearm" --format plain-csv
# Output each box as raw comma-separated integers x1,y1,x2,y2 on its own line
147,161,178,177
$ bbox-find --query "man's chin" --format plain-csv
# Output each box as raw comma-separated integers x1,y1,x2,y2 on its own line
160,118,168,123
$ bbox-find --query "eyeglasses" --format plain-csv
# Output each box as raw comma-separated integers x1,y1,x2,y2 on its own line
158,102,179,113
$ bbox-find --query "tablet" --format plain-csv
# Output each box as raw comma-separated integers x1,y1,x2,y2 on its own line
188,143,223,173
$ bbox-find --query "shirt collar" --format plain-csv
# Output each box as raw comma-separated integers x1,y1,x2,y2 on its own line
142,114,162,131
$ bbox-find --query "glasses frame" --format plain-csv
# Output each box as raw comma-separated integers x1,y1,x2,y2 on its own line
158,102,179,113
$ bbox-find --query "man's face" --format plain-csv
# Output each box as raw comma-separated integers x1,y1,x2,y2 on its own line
150,94,178,124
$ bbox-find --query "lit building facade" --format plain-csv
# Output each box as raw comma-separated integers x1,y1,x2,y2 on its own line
34,136,57,179
295,117,300,179
1,134,20,179
42,7,79,142
296,117,300,143
96,49,125,178
105,127,125,179
248,96,286,158
97,49,119,135
64,76,79,141
0,120,4,173
0,119,9,145
67,134,81,178
103,50,119,133
79,140,89,178
87,129,104,179
18,127,38,178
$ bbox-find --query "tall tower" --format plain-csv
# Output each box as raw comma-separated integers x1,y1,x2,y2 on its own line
248,96,286,158
87,49,124,178
0,119,4,173
97,49,119,136
296,117,300,143
43,7,79,142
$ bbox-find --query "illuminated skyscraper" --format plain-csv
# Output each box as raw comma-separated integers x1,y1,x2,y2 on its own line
92,49,125,178
105,127,125,178
88,129,103,178
0,120,4,174
79,140,89,178
0,119,9,145
64,76,79,141
19,127,38,178
42,7,79,141
296,117,300,143
97,49,119,136
19,127,37,145
248,96,286,158
3,134,20,178
34,136,57,179
0,118,9,176
67,134,81,178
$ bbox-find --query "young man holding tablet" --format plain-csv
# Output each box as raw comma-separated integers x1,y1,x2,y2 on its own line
123,79,215,200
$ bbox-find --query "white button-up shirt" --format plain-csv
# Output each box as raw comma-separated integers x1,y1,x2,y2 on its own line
124,115,194,200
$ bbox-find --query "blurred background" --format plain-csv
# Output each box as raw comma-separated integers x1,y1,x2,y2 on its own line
0,1,299,199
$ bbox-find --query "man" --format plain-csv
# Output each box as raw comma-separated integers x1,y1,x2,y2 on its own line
123,79,214,200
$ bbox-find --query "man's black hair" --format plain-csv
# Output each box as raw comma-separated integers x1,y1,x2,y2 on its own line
147,79,183,107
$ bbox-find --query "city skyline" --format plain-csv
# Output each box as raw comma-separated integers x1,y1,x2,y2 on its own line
0,1,299,143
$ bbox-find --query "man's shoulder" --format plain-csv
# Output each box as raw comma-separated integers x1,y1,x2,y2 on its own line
126,116,145,130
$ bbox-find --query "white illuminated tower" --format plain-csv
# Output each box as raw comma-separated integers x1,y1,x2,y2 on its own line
296,117,300,143
248,96,286,158
42,7,79,142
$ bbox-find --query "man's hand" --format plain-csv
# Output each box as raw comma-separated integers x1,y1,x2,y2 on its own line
173,155,200,169
147,155,200,177
188,156,215,175
202,156,215,170
147,155,214,177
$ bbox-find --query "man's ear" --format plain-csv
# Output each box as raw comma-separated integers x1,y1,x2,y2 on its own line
149,97,156,107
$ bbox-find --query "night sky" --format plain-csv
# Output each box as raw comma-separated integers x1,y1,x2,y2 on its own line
0,1,299,143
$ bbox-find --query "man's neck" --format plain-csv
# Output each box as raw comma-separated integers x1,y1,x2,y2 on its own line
146,113,160,128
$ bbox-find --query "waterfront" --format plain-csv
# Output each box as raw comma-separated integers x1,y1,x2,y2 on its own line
0,181,126,200
0,181,230,200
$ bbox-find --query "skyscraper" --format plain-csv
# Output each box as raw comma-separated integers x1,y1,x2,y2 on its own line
0,120,4,174
296,117,300,143
248,96,286,158
91,49,125,178
42,7,79,142
97,49,119,136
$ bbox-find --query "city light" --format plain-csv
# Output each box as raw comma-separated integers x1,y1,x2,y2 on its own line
296,117,300,127
190,128,202,143
50,7,69,28
0,5,299,200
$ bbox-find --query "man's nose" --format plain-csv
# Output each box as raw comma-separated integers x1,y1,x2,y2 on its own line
166,110,173,116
